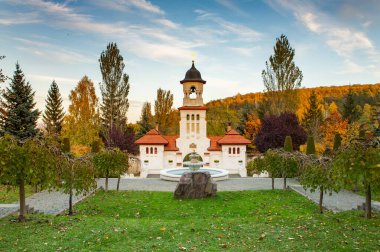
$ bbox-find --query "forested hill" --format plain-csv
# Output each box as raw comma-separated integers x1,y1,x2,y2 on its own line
205,83,380,136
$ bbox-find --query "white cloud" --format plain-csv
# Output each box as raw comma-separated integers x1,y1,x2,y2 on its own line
90,0,163,14
338,59,365,74
229,46,258,57
215,0,248,17
155,18,178,29
0,12,40,25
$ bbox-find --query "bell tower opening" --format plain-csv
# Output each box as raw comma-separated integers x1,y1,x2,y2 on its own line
189,86,197,99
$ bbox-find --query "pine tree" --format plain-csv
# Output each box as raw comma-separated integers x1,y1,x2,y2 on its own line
43,81,65,135
137,102,153,139
343,90,356,123
302,90,323,140
0,63,40,140
99,42,130,130
262,34,303,115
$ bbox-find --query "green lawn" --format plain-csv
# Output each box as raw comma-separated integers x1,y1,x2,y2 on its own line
0,190,379,251
0,185,34,203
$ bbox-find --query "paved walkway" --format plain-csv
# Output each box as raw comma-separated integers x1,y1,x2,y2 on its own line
1,178,379,218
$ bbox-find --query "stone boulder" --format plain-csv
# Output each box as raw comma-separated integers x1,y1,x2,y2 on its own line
174,171,217,199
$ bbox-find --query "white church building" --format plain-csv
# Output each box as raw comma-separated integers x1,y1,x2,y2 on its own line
135,61,250,177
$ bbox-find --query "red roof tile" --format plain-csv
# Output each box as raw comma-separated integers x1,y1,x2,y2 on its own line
207,136,223,151
135,129,169,145
163,135,179,151
217,129,251,145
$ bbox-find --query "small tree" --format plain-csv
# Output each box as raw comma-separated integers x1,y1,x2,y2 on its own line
0,135,57,221
333,133,342,152
306,136,316,155
93,148,128,191
252,150,283,190
58,155,96,215
333,143,380,219
43,81,65,136
302,90,323,141
281,136,298,189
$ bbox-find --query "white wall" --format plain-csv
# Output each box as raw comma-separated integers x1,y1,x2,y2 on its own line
221,145,247,177
139,145,165,176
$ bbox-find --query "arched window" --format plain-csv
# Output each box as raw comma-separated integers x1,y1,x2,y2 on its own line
154,147,157,154
196,114,200,120
186,114,190,120
146,147,149,154
191,114,194,120
150,147,153,154
233,147,236,154
229,147,231,154
237,148,240,154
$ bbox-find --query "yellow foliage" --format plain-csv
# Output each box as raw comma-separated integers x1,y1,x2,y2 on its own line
71,144,91,157
321,111,348,149
299,143,325,155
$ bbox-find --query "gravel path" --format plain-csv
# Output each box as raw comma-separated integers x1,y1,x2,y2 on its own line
1,178,379,218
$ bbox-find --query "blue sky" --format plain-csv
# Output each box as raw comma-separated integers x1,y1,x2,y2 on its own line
1,0,380,122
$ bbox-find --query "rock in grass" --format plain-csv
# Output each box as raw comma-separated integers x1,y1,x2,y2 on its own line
174,172,217,199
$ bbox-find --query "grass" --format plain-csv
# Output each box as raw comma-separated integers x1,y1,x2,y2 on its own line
0,185,34,203
0,190,379,251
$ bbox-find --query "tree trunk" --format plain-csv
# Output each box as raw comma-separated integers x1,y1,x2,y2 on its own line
319,186,324,214
105,171,109,192
18,178,26,222
117,175,120,191
283,177,287,190
365,184,372,219
68,187,73,216
34,184,38,193
271,177,274,190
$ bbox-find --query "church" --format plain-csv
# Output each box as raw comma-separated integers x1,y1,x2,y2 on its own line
135,61,250,178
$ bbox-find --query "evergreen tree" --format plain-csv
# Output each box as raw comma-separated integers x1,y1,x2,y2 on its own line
284,135,293,152
302,90,323,140
306,136,316,155
262,34,303,115
154,88,173,134
343,89,357,123
333,133,342,152
43,81,65,135
0,55,5,84
99,42,130,130
0,63,40,139
137,102,153,139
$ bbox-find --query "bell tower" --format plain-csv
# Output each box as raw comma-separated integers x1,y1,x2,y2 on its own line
180,61,206,106
176,61,209,160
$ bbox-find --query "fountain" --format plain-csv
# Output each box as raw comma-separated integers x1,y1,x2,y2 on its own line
160,151,229,181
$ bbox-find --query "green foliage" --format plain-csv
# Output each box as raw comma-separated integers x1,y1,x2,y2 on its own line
284,135,293,152
306,136,316,155
154,88,173,135
0,63,40,139
342,90,361,123
0,185,34,203
62,137,70,153
333,133,342,152
261,34,303,115
99,42,130,130
91,140,101,153
136,102,153,139
43,81,65,135
93,149,128,189
207,106,239,136
302,90,323,140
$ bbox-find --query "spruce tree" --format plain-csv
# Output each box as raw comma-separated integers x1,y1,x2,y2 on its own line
99,42,130,130
343,90,356,123
0,63,40,140
137,102,153,139
43,80,65,135
333,133,342,152
302,90,323,138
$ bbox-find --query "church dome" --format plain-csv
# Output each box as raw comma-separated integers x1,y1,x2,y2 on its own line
180,61,206,84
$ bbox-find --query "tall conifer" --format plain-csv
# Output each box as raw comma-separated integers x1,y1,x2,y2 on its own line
43,81,65,135
0,63,39,139
302,90,323,138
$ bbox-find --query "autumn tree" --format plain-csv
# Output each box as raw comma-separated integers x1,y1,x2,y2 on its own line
0,63,40,139
137,102,153,139
62,76,100,146
302,90,323,141
321,106,347,149
43,80,65,136
255,112,307,153
261,34,303,115
0,136,57,221
99,42,130,130
154,88,173,135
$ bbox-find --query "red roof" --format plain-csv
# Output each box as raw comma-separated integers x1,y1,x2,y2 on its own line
178,106,208,110
163,135,179,151
217,129,251,145
207,136,223,151
135,129,168,145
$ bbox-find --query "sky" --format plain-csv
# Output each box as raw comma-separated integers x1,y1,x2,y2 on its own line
1,0,380,123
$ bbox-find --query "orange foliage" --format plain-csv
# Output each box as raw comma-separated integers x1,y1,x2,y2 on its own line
244,114,261,140
71,144,91,157
321,111,348,149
